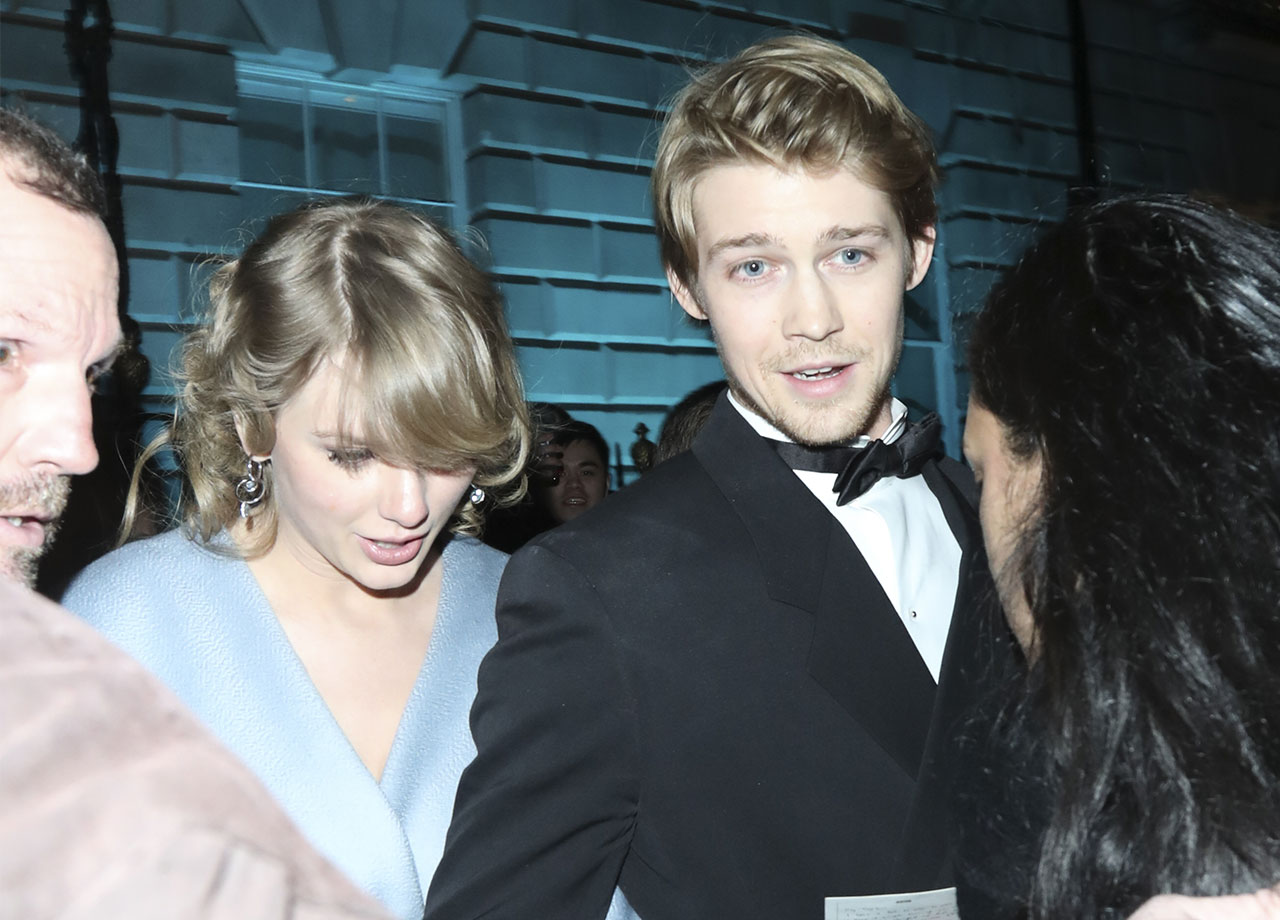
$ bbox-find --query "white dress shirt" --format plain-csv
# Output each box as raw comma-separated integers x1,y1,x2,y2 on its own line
729,392,961,682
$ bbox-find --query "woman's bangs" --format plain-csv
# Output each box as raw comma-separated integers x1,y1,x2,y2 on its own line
335,335,503,474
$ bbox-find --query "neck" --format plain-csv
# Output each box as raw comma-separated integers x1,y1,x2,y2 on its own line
236,526,443,626
861,400,895,442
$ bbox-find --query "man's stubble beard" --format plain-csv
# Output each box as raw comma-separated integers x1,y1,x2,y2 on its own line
714,334,903,448
0,474,70,587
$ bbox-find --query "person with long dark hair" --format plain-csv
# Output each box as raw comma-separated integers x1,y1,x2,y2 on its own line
958,194,1280,919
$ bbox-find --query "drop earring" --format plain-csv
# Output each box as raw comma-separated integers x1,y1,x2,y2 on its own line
469,484,486,506
235,457,268,518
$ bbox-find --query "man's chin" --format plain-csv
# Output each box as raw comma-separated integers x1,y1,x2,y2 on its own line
767,400,885,447
727,378,889,446
0,547,40,588
0,474,69,587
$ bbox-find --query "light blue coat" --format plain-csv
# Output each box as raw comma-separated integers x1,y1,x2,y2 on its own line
63,530,505,920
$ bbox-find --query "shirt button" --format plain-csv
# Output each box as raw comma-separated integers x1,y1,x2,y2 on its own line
909,610,918,618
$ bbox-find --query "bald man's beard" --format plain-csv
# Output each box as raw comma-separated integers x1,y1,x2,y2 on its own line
0,474,70,587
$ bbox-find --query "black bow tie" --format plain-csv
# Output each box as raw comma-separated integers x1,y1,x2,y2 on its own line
767,412,944,506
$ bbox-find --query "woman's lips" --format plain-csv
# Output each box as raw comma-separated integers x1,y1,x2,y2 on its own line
357,535,425,566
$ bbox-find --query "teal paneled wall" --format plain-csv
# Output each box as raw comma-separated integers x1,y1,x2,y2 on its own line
2,0,1278,474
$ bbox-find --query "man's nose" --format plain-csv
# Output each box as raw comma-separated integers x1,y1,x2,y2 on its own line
22,374,99,476
781,270,844,341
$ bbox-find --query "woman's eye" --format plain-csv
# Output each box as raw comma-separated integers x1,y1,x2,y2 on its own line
326,448,374,471
0,340,16,368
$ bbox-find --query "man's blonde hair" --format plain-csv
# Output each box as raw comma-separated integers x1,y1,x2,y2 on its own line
652,35,939,290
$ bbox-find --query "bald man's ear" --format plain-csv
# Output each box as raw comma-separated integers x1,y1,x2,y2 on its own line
667,267,707,321
906,225,936,291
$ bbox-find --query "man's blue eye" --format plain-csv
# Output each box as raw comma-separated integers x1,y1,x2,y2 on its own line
838,249,864,265
738,260,766,277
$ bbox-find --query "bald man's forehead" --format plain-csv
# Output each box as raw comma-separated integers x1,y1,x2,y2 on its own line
0,170,121,371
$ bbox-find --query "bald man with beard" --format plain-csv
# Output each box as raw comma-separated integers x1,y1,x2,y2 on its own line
0,106,389,920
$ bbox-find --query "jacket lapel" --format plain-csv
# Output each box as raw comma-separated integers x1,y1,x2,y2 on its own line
691,396,827,613
809,528,939,779
692,397,942,780
696,399,1002,890
890,459,1004,891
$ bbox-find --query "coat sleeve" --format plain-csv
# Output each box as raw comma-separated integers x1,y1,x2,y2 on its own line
423,542,640,920
0,581,391,920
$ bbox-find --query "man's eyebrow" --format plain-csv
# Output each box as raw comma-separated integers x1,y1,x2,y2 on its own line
705,232,780,262
704,226,894,262
816,224,893,245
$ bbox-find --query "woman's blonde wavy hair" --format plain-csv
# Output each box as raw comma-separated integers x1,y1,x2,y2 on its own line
126,197,531,555
652,34,940,292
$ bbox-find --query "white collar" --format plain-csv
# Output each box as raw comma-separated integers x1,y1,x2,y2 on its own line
727,390,908,449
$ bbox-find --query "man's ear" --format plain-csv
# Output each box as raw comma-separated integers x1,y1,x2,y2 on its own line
906,225,937,292
667,267,707,321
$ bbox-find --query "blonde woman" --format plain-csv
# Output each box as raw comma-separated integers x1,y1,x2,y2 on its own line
64,198,530,919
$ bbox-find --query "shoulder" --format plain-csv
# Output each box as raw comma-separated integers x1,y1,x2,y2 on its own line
67,529,222,584
541,451,717,547
517,457,713,572
503,452,734,598
62,530,229,619
446,533,509,580
444,534,510,608
78,528,216,571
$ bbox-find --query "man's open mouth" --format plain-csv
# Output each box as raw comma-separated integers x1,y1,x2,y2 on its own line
789,365,846,381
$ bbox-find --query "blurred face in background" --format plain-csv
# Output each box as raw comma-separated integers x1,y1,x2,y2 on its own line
536,439,608,525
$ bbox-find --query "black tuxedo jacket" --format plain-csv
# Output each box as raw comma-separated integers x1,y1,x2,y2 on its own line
425,397,999,920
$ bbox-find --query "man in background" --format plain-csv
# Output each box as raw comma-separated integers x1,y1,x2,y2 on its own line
533,420,610,526
655,380,727,464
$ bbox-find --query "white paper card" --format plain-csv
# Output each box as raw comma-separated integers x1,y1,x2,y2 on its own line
824,886,959,919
